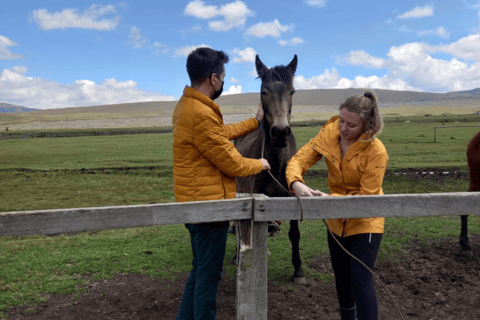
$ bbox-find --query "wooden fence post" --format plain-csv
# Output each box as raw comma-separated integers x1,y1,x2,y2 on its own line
235,194,268,320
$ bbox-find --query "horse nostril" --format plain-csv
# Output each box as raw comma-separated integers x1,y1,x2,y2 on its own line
271,127,278,137
270,126,291,141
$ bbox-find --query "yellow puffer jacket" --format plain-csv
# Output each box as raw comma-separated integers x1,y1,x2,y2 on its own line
173,86,264,202
286,116,389,237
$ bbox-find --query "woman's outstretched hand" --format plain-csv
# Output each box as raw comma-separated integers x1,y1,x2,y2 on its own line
292,181,329,197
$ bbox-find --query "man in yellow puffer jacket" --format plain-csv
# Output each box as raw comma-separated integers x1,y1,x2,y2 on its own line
174,47,270,320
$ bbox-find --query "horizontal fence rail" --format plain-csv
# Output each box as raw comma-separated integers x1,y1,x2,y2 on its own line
1,192,479,238
2,192,480,320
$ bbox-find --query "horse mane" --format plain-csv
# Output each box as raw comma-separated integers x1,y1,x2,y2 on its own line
257,65,294,85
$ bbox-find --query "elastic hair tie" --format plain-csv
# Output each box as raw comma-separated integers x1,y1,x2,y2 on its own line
364,92,371,98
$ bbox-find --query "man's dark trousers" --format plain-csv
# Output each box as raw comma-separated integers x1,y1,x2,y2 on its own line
176,221,229,320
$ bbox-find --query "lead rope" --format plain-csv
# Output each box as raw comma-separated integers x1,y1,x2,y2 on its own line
255,133,405,320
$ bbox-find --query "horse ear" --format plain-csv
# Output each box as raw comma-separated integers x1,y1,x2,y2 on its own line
287,54,298,75
255,55,269,78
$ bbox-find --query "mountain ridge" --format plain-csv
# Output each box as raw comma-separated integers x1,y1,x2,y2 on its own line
2,87,480,115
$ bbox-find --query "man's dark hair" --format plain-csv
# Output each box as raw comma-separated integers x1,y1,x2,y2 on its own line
186,47,229,87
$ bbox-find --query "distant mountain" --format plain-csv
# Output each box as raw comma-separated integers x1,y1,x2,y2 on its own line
1,87,479,115
218,87,480,107
0,103,37,113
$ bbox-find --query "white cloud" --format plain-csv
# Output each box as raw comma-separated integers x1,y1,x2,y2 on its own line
247,19,292,38
184,0,253,31
128,26,147,48
223,85,242,95
435,26,451,38
152,42,169,55
30,5,120,31
338,75,417,91
0,35,18,47
294,69,341,90
174,44,211,57
230,77,239,83
433,33,480,61
337,50,387,69
291,37,304,45
180,25,203,36
397,5,434,19
301,32,480,93
185,0,218,19
0,67,175,110
11,66,28,74
386,41,480,92
294,68,417,92
232,47,256,63
0,36,25,60
279,37,304,46
304,0,327,8
400,25,451,38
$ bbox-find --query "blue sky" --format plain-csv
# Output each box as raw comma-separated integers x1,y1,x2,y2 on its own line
1,0,480,109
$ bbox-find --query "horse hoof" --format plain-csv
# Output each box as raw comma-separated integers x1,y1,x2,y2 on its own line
268,221,281,237
293,276,307,286
461,249,473,257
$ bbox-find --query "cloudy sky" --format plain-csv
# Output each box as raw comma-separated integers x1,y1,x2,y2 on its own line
1,0,480,109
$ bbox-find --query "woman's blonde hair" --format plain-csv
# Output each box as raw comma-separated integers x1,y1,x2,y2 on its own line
339,90,383,140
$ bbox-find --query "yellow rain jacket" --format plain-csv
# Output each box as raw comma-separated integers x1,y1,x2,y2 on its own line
286,116,388,237
173,86,264,203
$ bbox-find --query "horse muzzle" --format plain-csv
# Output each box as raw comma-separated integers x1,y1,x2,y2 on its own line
270,126,291,148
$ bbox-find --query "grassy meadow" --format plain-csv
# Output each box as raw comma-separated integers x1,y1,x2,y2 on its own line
1,113,480,317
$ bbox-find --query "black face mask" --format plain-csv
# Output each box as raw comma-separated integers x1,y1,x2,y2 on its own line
212,78,224,100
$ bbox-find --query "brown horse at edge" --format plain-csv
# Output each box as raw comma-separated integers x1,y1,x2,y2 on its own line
461,131,480,256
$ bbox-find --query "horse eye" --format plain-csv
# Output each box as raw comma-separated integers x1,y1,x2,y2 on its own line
261,91,268,96
291,89,296,95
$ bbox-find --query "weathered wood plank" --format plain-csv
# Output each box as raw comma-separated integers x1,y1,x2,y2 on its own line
0,198,252,237
236,194,269,320
253,192,480,221
236,220,268,320
2,192,479,238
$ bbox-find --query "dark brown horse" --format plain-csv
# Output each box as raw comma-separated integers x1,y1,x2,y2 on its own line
235,54,306,284
460,130,480,256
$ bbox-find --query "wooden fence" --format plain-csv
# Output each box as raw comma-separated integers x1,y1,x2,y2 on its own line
1,192,480,320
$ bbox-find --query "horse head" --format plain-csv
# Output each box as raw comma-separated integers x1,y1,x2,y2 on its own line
256,54,297,149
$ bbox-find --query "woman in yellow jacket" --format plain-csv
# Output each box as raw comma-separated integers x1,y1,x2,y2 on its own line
286,90,388,320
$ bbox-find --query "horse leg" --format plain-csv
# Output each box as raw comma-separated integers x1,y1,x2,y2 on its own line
289,220,306,285
460,215,472,257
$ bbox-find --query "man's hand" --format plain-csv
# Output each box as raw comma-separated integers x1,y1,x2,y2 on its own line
292,181,329,197
260,158,270,170
256,101,264,122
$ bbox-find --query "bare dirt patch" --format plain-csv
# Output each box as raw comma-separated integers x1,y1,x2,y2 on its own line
305,167,469,182
387,167,469,182
7,234,480,320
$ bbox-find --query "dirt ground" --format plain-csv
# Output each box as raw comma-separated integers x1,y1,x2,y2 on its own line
6,232,480,320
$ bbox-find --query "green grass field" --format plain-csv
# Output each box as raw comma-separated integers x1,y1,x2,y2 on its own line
1,115,479,318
